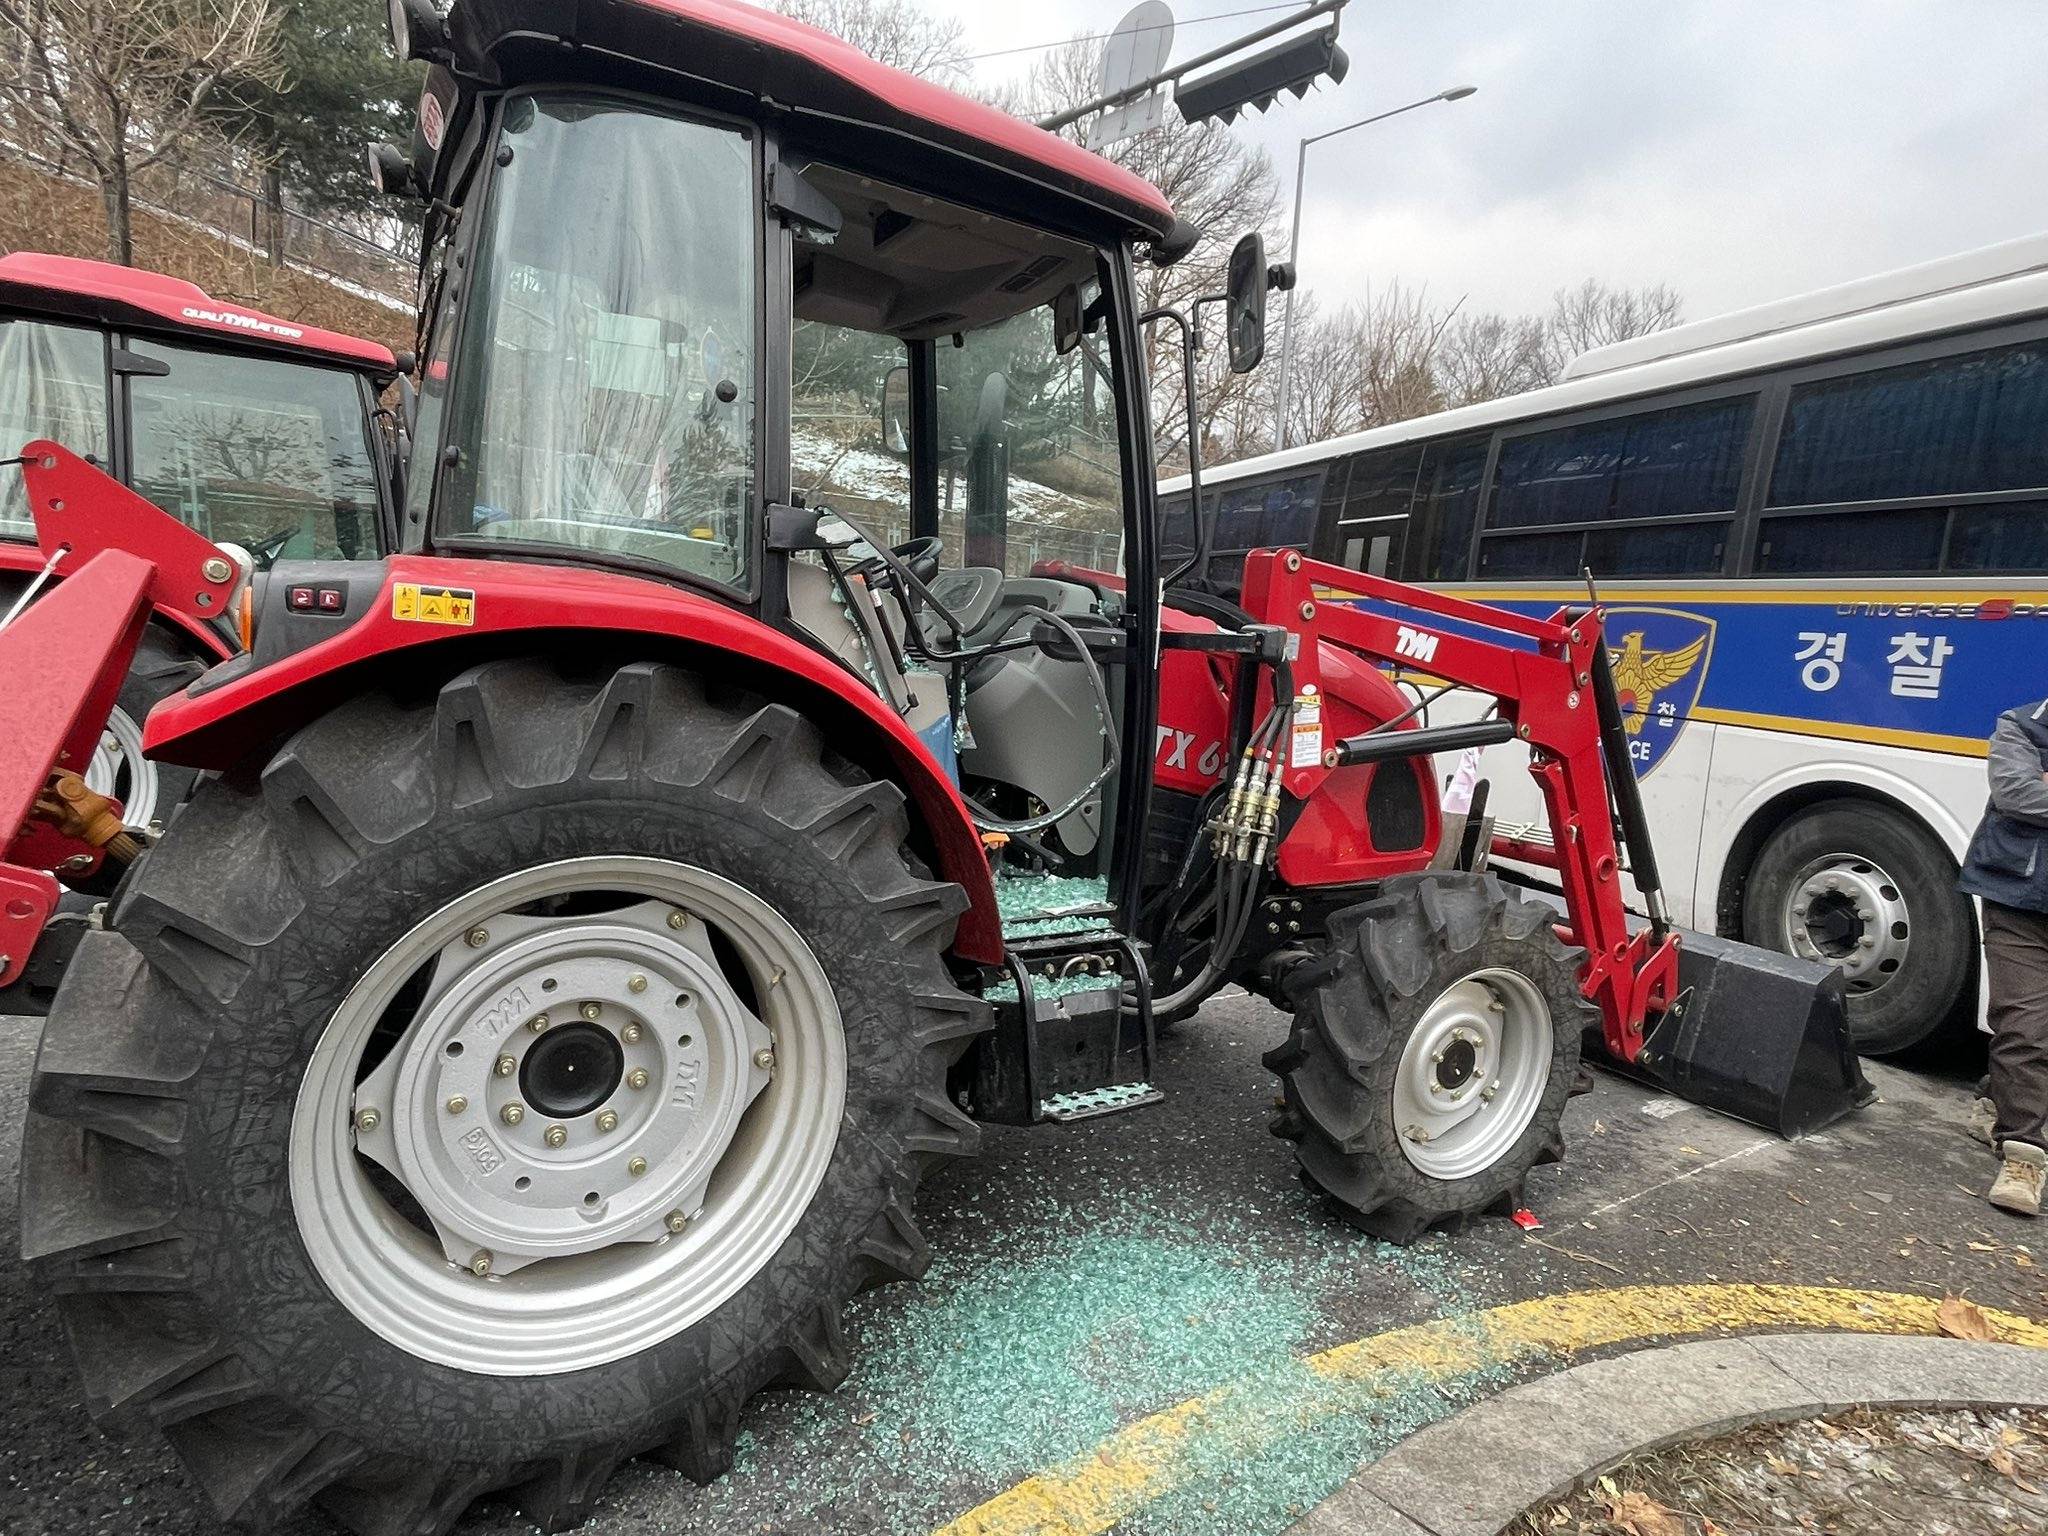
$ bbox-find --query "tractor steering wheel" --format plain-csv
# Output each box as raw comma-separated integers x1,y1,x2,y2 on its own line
845,535,944,591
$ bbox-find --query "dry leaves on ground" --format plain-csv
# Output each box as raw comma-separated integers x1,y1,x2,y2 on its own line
1604,1490,1685,1536
1937,1293,1998,1342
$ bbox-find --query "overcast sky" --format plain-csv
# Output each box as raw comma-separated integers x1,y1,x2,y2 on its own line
945,1,2048,326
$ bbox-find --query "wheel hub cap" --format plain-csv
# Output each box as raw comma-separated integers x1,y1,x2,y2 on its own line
290,856,845,1376
349,898,776,1273
1393,968,1553,1181
1783,855,1908,991
519,1022,625,1119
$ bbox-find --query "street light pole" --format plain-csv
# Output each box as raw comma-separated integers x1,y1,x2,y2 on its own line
1272,84,1476,451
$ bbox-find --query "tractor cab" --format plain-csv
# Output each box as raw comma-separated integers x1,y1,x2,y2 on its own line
391,1,1192,1051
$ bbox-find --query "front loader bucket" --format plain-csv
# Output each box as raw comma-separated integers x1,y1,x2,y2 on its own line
1624,930,1874,1137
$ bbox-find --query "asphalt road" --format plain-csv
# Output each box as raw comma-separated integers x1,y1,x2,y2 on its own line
1,994,2037,1536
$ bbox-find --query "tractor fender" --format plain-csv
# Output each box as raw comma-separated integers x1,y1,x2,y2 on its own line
143,554,1003,963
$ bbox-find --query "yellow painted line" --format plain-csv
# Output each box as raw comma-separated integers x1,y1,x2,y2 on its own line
933,1283,2048,1536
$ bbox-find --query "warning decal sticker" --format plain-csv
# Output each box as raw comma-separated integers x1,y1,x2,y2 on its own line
1290,688,1324,769
392,583,477,627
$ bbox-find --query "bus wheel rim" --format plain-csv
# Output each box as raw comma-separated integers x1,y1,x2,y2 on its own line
289,854,847,1377
1393,967,1553,1180
1781,852,1910,992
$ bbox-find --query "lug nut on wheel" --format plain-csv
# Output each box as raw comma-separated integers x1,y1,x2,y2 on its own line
596,1110,619,1133
753,1048,775,1070
528,1014,549,1033
445,1094,468,1115
627,1067,650,1090
355,1107,380,1132
667,910,687,931
469,1250,493,1277
665,1210,689,1233
621,1022,643,1044
465,927,489,948
580,1001,602,1022
495,1054,517,1077
628,1156,648,1177
628,973,648,993
500,1103,525,1126
544,1124,568,1148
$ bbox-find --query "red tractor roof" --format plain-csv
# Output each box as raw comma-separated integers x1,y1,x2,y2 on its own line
447,0,1180,243
0,253,398,373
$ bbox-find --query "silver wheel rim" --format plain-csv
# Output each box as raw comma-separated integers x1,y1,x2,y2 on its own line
289,855,847,1376
1780,852,1909,993
85,705,159,829
1392,968,1553,1180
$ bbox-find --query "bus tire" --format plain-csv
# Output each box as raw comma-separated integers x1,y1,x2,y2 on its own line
1741,799,1972,1057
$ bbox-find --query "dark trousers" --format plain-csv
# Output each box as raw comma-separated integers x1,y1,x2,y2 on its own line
1986,900,2048,1151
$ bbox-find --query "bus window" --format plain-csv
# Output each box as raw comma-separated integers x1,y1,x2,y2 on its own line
1755,505,1948,574
0,319,108,537
1948,500,2048,572
129,341,382,564
1405,433,1490,582
1760,339,2048,574
1492,397,1752,526
1339,444,1423,523
1769,339,2048,506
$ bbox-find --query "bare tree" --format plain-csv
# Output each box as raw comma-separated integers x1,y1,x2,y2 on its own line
992,37,1281,473
1539,278,1684,379
773,0,968,82
0,0,282,264
1435,309,1550,407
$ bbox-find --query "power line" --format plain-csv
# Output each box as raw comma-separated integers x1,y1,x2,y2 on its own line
961,3,1304,64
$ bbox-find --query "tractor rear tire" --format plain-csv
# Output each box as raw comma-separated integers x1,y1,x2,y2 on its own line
21,658,989,1535
1265,872,1594,1245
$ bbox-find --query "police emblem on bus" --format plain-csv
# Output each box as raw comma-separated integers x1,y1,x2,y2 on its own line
1605,607,1716,777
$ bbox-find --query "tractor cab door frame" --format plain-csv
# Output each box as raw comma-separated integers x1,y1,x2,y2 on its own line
886,240,1163,934
402,85,791,621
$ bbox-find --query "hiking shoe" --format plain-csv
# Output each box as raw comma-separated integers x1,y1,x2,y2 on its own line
1989,1141,2047,1217
1967,1096,1999,1147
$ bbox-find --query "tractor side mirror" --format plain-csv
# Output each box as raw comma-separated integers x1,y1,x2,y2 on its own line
1053,285,1083,356
1225,232,1267,374
880,365,910,457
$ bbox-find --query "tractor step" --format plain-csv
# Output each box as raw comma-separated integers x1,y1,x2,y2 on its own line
1039,1082,1164,1122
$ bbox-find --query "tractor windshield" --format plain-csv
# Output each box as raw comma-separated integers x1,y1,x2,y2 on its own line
434,95,759,590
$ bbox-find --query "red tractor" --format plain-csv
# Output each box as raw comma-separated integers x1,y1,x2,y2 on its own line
0,252,403,936
0,3,1866,1531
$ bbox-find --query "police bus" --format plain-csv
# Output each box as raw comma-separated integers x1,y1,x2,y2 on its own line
1158,234,2048,1055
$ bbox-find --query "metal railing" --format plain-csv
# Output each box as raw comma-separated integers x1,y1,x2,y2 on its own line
0,138,416,308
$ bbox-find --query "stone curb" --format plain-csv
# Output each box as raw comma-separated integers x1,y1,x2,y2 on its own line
1286,1332,2048,1536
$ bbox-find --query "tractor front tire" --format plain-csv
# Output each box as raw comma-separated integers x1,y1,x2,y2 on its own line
1266,872,1594,1244
20,658,988,1534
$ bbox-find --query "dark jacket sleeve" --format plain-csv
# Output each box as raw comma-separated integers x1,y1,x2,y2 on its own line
1989,712,2048,826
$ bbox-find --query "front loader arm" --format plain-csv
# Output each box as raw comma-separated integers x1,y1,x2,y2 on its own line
1239,548,1679,1064
0,443,240,986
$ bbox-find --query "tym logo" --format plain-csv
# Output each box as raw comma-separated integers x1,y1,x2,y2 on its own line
475,985,533,1039
1395,625,1441,664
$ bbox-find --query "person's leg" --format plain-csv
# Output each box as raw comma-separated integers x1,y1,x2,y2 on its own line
1986,902,2048,1149
1984,902,2048,1215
